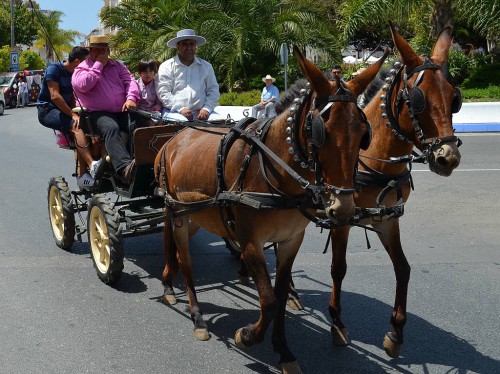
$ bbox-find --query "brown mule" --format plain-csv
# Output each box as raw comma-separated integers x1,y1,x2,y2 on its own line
154,47,388,372
328,24,462,358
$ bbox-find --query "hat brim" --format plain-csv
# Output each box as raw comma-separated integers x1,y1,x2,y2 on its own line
262,77,276,83
89,43,109,48
167,35,206,48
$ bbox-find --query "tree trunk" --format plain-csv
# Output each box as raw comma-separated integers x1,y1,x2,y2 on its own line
430,0,453,37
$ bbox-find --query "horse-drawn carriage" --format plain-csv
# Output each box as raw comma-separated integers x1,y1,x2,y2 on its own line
46,23,464,373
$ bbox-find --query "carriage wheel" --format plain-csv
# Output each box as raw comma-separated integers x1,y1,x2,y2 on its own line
87,195,124,284
48,177,75,250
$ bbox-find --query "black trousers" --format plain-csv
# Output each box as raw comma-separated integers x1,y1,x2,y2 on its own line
89,111,132,173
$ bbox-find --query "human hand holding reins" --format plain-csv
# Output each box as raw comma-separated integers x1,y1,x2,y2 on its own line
122,99,137,112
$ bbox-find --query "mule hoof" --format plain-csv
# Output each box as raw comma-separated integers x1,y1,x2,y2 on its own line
383,333,401,358
331,326,350,346
239,275,251,285
234,328,247,349
194,328,210,341
279,360,302,374
162,294,177,305
287,297,304,311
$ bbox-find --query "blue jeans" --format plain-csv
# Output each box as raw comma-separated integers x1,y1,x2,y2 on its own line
38,104,73,133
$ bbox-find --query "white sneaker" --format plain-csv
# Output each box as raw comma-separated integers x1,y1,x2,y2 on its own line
77,173,95,188
90,159,102,179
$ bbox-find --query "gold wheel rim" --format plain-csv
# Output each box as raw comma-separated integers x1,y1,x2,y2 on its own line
89,206,111,274
49,186,64,241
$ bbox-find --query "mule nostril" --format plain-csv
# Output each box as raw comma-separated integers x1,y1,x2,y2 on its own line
435,156,448,166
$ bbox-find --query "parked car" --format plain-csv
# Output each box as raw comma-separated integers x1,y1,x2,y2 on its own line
0,70,44,108
0,89,5,115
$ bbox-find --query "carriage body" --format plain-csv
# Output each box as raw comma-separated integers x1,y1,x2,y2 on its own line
47,117,183,284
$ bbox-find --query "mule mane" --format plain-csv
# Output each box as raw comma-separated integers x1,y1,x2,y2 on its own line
357,65,391,109
275,78,309,115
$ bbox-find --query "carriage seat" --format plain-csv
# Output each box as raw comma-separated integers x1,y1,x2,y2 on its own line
132,125,184,165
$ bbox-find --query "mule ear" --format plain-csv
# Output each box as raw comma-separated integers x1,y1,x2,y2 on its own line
346,48,390,97
293,46,331,97
431,26,453,65
389,22,422,70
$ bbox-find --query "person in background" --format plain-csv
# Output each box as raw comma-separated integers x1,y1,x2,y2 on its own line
72,35,140,185
37,46,98,188
251,74,279,119
17,77,28,108
157,29,220,121
330,64,345,82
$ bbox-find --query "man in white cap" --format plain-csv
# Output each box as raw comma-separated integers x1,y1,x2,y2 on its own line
157,29,220,121
251,74,279,119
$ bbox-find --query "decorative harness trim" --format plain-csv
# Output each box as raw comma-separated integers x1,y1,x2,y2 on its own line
381,58,461,154
352,58,463,223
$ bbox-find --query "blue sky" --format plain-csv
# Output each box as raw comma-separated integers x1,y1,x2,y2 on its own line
35,0,103,39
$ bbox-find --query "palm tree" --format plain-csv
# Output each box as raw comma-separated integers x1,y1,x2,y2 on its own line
33,10,80,63
101,0,343,91
338,0,500,54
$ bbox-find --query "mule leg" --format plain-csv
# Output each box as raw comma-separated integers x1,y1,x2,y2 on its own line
234,241,278,349
162,217,178,305
271,232,305,373
329,226,351,346
172,217,209,341
375,219,410,358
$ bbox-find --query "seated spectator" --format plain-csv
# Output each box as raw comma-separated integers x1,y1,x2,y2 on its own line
136,59,162,126
157,29,221,122
251,75,279,119
37,46,99,188
72,35,140,185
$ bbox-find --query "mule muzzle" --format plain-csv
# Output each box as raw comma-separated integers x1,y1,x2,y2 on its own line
325,193,356,226
429,142,461,176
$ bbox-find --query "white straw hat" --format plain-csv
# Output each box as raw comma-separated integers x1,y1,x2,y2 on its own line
262,74,276,83
167,29,206,48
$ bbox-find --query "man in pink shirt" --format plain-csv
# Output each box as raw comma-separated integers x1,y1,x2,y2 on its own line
72,35,139,184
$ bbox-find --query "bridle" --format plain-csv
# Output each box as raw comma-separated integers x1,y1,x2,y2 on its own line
285,81,370,197
380,57,462,160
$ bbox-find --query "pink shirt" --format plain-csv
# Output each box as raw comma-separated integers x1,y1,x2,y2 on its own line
72,58,140,112
136,78,162,112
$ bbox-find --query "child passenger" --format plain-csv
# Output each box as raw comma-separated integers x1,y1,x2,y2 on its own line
136,59,162,126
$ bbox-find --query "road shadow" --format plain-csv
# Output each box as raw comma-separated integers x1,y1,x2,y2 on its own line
69,229,499,373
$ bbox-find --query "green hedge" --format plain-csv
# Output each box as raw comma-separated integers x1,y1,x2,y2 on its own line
461,86,500,102
462,63,500,89
219,90,261,106
218,84,499,106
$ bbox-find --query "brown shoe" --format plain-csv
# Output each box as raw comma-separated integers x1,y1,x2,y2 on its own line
121,159,136,184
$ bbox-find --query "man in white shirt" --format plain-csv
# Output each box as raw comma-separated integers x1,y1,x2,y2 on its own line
17,78,28,108
157,29,220,121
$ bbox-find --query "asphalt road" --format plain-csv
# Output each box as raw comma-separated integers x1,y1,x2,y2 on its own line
0,106,498,374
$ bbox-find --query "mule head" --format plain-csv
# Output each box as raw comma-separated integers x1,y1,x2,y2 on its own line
390,23,461,176
293,47,387,225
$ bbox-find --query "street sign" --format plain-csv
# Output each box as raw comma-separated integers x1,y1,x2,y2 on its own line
10,51,19,71
280,43,288,65
280,43,288,91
